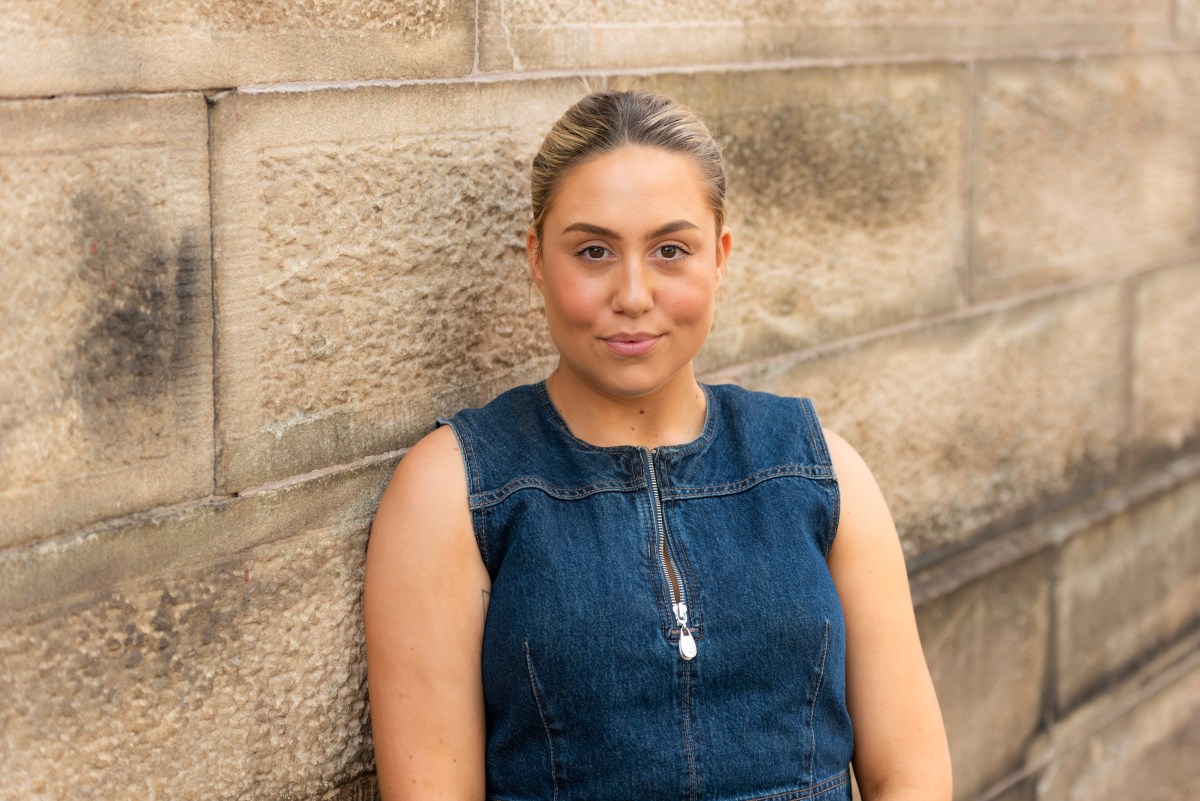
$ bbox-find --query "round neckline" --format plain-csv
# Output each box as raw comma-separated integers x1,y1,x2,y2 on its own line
534,379,718,456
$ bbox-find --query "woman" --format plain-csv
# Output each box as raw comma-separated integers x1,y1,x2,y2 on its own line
364,90,951,801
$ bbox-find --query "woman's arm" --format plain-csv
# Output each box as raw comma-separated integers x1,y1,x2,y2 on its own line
363,425,491,801
824,429,952,801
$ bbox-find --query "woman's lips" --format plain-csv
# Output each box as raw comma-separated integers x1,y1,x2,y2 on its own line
602,333,662,357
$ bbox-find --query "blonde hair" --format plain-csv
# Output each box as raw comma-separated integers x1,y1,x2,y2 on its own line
530,90,727,244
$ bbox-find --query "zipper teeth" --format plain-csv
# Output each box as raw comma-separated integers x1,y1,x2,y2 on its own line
645,449,683,610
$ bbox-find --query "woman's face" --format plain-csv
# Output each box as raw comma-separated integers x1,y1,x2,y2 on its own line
528,145,732,401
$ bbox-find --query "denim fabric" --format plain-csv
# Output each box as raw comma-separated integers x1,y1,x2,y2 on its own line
440,382,853,801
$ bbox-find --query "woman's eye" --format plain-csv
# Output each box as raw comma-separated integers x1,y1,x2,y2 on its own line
580,246,609,260
658,245,689,260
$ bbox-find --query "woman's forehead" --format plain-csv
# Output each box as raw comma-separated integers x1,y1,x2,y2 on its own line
547,147,713,234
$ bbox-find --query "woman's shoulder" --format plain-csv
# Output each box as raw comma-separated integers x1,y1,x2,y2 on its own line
822,427,886,513
372,425,470,545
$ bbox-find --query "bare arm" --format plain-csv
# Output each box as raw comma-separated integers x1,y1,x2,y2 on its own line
363,425,491,801
825,429,952,801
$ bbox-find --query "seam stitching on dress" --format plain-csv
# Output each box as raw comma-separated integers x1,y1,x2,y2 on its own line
684,661,698,801
800,397,822,459
807,620,832,785
523,641,562,801
448,420,492,570
733,770,850,801
664,465,836,500
475,476,645,506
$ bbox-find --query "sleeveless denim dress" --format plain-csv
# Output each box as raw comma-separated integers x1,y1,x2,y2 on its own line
439,381,854,801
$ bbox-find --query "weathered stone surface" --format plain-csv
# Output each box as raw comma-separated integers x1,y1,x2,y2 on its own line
990,778,1037,801
710,283,1126,560
1056,475,1200,709
1181,0,1200,41
1087,695,1200,801
1030,651,1200,801
480,0,1168,72
0,0,474,96
916,552,1052,800
0,458,391,801
1134,261,1200,461
0,95,213,549
211,81,588,491
973,55,1200,299
613,66,966,371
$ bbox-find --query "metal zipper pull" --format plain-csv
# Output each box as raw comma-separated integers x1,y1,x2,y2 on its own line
673,602,697,661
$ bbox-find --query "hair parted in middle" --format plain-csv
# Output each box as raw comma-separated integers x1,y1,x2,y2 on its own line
530,89,727,246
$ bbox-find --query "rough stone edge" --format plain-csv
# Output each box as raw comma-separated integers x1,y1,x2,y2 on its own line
0,454,397,625
975,628,1200,801
0,2,477,98
910,450,1200,608
476,12,1175,74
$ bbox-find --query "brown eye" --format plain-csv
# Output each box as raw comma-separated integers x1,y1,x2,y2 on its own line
583,246,608,260
660,245,679,259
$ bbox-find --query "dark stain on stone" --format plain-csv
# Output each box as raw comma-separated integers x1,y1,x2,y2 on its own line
69,188,202,413
716,98,945,230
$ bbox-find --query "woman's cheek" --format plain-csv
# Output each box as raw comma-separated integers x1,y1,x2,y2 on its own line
550,275,608,329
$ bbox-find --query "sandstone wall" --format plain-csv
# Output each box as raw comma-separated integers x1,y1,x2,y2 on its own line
2,3,1198,800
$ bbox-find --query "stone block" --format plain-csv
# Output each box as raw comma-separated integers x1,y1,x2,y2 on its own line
0,458,392,801
0,0,474,96
1056,475,1200,709
916,552,1052,800
612,66,966,371
1134,261,1200,461
1030,651,1200,801
0,94,213,549
479,1,1168,72
210,81,589,491
973,55,1200,300
710,283,1126,560
1181,0,1200,41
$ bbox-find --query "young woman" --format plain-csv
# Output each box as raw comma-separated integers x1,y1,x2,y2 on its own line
364,90,951,801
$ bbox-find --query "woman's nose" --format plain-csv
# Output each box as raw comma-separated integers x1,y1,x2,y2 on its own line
613,258,654,315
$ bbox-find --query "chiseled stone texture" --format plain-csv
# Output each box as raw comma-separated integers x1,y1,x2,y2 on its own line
0,95,213,549
973,55,1200,300
0,0,473,96
0,459,390,801
211,81,587,491
1134,262,1200,461
1030,653,1200,801
613,66,965,371
710,283,1126,560
916,552,1052,800
479,0,1167,72
1055,475,1200,710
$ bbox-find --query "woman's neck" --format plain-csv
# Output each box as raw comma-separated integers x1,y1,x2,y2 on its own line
544,365,708,449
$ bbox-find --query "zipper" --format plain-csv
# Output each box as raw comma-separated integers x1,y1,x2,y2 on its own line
644,448,697,661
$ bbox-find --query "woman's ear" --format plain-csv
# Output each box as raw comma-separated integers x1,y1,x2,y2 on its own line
715,225,733,289
526,227,545,290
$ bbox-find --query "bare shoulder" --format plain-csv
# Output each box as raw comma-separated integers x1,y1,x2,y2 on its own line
372,426,471,546
366,423,482,597
822,428,888,531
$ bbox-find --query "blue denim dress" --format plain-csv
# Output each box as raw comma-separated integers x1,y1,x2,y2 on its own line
440,381,853,801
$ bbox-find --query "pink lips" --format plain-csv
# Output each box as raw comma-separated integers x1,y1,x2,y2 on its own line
603,332,662,357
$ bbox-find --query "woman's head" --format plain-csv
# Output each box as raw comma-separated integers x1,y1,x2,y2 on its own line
525,91,733,404
530,90,727,246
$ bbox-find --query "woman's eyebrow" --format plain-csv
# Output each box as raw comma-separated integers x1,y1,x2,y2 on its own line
561,220,701,239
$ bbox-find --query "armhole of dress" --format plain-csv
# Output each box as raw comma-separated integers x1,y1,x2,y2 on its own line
435,416,493,575
797,399,842,560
